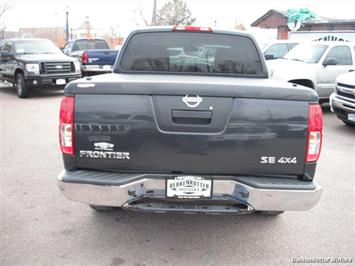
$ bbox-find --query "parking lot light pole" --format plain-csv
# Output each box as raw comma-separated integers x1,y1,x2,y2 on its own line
65,6,69,42
152,0,157,26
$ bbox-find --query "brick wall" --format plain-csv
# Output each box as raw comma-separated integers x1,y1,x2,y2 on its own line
278,26,289,39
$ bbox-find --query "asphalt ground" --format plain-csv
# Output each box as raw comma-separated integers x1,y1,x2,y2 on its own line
0,84,354,266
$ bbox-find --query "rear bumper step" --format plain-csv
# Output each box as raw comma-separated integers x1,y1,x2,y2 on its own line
58,170,322,212
125,202,253,214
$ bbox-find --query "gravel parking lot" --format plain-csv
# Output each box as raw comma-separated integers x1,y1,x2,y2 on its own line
0,84,354,266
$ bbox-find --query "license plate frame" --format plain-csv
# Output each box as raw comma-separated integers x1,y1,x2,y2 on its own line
56,79,66,85
166,176,213,199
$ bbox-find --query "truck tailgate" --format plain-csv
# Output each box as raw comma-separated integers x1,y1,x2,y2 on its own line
86,49,118,65
74,93,308,176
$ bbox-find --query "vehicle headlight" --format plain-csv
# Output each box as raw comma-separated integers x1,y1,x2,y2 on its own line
25,64,40,75
74,60,81,73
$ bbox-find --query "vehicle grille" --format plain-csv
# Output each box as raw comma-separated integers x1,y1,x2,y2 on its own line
338,82,355,89
42,62,74,74
337,89,355,100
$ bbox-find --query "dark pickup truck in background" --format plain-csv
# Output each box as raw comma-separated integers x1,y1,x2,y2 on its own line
0,38,81,98
63,39,119,76
58,27,323,216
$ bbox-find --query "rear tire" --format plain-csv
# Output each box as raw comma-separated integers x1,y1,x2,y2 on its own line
256,211,284,216
319,98,328,105
15,73,30,98
89,204,116,212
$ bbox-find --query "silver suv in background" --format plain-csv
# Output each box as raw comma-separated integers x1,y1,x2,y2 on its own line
267,41,355,103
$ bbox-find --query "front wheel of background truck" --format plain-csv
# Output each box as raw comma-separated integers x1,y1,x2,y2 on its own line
16,73,30,98
342,120,354,127
89,204,116,212
256,211,284,216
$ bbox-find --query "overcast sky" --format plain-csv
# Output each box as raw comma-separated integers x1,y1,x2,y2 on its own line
3,0,355,38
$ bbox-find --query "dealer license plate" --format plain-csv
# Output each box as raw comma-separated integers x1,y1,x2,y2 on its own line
102,65,112,70
56,79,66,85
166,176,212,198
348,113,355,122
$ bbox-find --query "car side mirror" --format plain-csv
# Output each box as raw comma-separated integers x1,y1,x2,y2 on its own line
264,54,274,60
323,58,337,67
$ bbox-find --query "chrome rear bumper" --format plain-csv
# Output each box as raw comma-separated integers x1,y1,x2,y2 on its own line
58,170,322,213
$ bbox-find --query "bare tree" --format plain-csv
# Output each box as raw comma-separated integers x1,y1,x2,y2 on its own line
108,26,118,39
133,0,151,26
0,1,12,39
155,0,195,26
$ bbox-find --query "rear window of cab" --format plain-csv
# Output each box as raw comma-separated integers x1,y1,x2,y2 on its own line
119,32,264,76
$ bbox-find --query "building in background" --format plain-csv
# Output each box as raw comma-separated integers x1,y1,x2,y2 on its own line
18,27,66,47
71,16,103,39
251,9,355,40
1,31,19,39
70,16,124,47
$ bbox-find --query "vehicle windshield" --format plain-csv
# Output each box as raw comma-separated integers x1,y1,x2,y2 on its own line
14,40,61,55
283,43,328,63
119,32,264,76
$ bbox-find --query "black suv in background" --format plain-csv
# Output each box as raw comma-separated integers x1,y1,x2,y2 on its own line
0,38,81,98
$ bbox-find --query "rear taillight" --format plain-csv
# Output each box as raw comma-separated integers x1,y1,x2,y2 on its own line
306,104,323,162
82,52,88,64
172,26,213,32
59,96,74,155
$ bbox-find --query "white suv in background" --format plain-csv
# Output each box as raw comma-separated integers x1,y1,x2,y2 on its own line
267,41,355,102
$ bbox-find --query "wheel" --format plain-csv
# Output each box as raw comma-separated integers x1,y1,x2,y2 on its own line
319,98,328,105
89,204,116,212
256,211,284,216
342,120,355,126
15,73,30,98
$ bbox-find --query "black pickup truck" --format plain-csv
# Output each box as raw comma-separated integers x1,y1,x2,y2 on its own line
0,38,81,98
58,27,323,216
